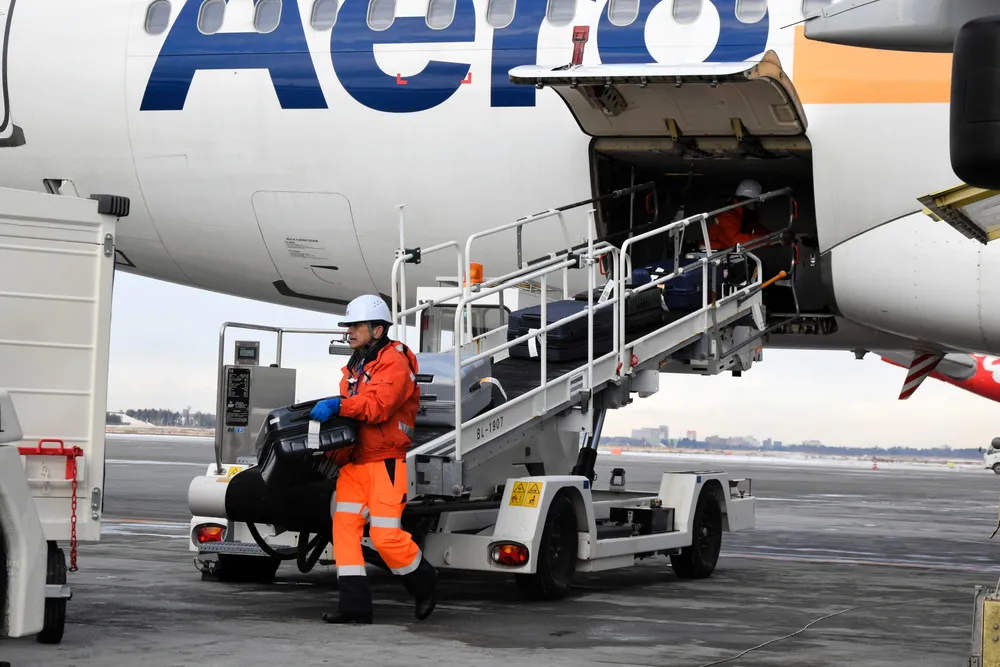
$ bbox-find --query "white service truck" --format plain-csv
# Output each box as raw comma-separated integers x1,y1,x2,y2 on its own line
984,438,1000,473
0,184,124,644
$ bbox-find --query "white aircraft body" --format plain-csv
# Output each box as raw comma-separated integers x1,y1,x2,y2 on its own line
0,0,997,369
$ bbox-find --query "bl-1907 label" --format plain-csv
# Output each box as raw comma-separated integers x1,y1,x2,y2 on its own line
476,416,503,441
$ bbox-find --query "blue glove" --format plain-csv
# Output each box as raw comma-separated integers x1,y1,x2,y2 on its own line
310,398,341,422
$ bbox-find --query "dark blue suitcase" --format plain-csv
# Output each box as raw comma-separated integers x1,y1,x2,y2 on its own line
574,286,663,331
508,300,614,362
632,257,709,311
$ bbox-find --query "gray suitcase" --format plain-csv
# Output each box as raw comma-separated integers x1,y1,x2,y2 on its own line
415,353,493,427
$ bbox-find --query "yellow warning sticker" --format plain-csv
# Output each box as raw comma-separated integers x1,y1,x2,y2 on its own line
216,466,243,483
524,481,543,508
509,481,526,506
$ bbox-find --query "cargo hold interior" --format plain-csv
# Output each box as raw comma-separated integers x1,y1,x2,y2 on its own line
589,135,832,321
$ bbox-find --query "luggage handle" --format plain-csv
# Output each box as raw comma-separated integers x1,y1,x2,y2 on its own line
286,397,341,423
415,373,435,384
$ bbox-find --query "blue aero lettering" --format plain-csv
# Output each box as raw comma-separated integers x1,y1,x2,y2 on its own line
140,0,769,114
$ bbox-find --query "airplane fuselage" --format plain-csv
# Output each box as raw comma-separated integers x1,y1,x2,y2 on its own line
3,0,1000,359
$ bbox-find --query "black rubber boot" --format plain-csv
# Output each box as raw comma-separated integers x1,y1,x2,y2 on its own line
404,558,438,621
329,574,373,624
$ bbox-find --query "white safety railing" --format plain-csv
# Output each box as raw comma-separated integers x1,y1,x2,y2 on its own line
389,204,586,352
390,205,469,346
389,183,658,352
615,187,793,373
394,185,794,464
449,211,622,461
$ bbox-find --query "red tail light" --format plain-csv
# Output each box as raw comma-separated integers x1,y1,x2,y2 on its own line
195,525,226,543
491,543,529,566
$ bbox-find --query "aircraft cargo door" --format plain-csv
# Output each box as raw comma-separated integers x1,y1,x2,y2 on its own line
252,191,377,305
508,51,807,140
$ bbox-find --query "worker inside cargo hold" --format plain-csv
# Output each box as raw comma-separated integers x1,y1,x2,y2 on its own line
702,179,770,252
309,294,438,625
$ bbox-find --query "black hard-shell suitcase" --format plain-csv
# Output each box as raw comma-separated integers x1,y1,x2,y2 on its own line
255,397,357,489
508,300,614,362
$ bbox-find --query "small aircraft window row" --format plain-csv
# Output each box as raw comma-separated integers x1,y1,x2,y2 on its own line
143,0,835,36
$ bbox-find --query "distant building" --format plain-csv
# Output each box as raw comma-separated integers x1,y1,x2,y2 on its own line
629,426,670,445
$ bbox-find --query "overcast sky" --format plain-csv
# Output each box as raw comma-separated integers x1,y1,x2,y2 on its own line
107,271,1000,450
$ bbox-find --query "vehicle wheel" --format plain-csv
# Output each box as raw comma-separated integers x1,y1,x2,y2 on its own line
515,492,578,601
670,486,723,579
36,542,66,644
216,554,280,583
992,463,1000,474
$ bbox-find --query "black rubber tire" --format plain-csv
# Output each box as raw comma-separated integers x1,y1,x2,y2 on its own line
216,554,280,583
992,463,1000,475
36,542,66,644
515,493,578,601
670,486,723,579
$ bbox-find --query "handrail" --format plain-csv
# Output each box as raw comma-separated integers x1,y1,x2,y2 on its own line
390,237,465,344
401,186,792,466
615,187,792,373
450,237,621,460
213,322,348,475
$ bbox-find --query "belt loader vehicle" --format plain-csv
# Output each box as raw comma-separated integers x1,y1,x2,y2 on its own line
187,184,796,598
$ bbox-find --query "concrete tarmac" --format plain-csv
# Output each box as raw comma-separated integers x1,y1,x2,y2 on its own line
4,436,1000,667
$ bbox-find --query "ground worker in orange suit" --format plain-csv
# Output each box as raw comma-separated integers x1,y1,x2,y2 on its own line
704,179,769,251
309,294,438,625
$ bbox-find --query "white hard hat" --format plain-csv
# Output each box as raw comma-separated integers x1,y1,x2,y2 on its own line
338,294,392,327
735,179,762,200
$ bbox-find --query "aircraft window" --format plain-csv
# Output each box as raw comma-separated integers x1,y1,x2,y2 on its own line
546,0,575,26
311,0,339,29
367,0,395,29
802,0,832,15
254,0,282,32
197,0,225,34
607,0,639,26
144,0,172,35
735,0,766,23
671,0,701,24
426,0,456,29
486,0,515,28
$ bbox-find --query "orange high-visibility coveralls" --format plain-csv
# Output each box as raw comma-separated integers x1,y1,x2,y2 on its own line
706,206,767,250
331,339,436,619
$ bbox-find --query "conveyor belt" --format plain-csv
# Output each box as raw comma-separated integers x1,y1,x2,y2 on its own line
409,310,691,449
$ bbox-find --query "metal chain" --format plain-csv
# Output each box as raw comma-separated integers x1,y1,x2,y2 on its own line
69,471,78,572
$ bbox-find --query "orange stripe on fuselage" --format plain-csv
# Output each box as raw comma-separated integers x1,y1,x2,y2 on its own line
791,25,952,104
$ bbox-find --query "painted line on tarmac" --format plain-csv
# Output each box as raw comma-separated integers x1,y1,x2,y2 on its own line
106,458,207,467
101,518,190,540
724,551,991,573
